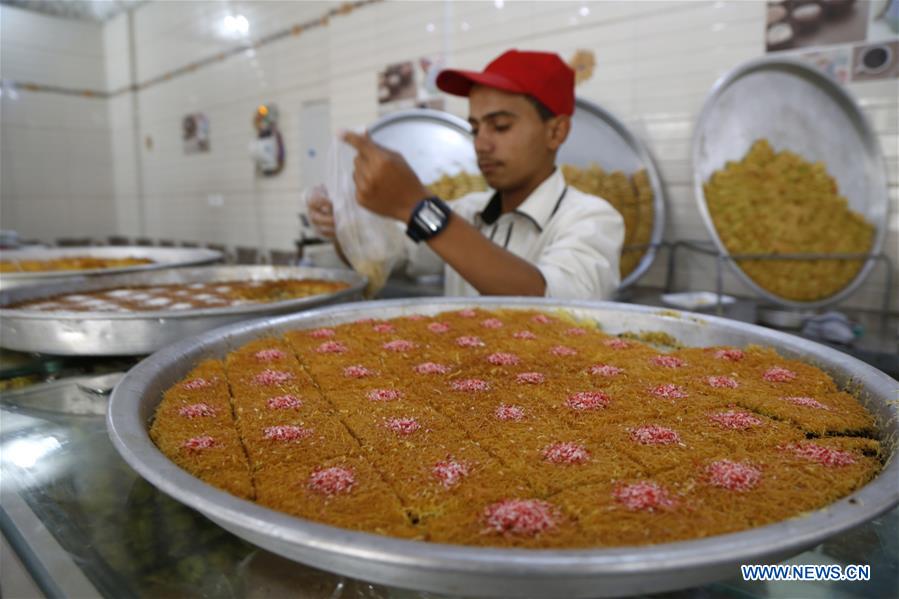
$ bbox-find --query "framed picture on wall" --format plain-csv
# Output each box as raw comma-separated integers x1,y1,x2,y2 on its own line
766,0,871,53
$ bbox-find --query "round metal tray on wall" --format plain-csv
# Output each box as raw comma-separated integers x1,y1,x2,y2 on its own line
370,104,667,290
692,57,890,309
559,98,667,289
0,246,223,291
369,108,478,184
107,297,898,599
0,266,365,356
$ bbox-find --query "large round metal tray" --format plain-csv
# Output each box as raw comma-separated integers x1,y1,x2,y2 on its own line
0,246,223,290
560,98,667,289
372,104,667,290
693,57,890,309
107,297,899,598
0,266,365,356
369,108,478,184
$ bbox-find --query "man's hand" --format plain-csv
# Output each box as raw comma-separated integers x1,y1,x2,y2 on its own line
306,185,337,240
342,131,429,223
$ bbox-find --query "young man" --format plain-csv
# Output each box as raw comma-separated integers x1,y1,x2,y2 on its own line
309,49,623,299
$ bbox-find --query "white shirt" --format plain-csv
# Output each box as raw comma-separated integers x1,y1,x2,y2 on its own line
403,168,624,299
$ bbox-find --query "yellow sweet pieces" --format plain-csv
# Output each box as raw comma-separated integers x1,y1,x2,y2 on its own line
151,308,881,548
704,139,875,301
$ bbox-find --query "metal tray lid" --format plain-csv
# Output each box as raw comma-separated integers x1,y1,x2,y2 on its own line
369,108,478,184
559,98,668,288
692,56,890,308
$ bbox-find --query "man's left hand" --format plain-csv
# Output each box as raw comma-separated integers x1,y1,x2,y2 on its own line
342,131,428,223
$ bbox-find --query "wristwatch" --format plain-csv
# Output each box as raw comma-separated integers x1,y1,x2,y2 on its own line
406,196,452,243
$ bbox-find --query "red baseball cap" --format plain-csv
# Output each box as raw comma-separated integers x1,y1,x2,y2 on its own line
436,49,575,116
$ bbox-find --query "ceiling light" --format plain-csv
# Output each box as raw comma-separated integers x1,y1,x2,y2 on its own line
223,14,249,36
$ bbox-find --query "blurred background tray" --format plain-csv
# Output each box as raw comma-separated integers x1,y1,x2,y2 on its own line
0,266,365,356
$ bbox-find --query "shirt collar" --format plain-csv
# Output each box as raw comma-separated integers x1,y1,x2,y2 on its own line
478,168,567,233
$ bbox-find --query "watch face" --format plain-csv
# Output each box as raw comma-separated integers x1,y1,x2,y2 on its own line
418,203,446,233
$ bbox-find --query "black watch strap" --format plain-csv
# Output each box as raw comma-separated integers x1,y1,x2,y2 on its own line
406,196,451,243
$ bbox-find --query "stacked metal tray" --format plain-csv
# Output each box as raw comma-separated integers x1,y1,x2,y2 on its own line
107,298,898,598
0,246,223,290
692,57,890,308
0,266,365,356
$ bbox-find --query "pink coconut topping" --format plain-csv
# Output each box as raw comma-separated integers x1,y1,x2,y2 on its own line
343,365,375,378
382,340,416,352
266,395,302,410
428,322,451,333
613,482,677,511
487,352,520,366
432,459,470,488
782,396,830,410
551,345,577,357
254,348,287,362
456,336,485,348
651,384,688,399
495,404,526,421
308,467,355,496
630,425,680,446
264,425,313,441
541,442,591,465
565,391,611,411
315,341,348,354
714,348,744,361
707,460,761,492
253,369,294,386
183,436,216,451
482,499,559,536
707,376,739,389
763,367,797,383
367,388,403,402
384,417,421,435
178,403,216,418
309,328,336,339
652,355,687,368
589,364,624,377
708,410,763,430
183,377,213,390
451,379,490,392
516,372,545,385
414,362,451,375
604,338,631,349
785,443,856,467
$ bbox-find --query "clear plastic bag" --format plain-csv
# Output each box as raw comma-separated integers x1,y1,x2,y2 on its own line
327,134,406,297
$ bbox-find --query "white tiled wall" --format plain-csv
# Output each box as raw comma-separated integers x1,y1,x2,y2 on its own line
0,4,115,242
1,1,896,312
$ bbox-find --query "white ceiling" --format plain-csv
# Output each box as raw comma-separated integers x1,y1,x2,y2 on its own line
0,0,145,22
